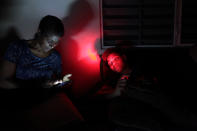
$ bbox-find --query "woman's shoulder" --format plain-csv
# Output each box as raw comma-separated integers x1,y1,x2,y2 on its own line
8,39,28,49
12,39,27,45
4,40,28,63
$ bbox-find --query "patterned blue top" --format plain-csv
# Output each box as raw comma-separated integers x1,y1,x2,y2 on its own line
4,40,62,80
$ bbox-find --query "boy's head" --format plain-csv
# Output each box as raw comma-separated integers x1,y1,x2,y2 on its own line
102,48,127,73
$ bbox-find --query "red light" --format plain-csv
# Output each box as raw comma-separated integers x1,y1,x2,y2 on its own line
56,34,101,97
88,48,97,61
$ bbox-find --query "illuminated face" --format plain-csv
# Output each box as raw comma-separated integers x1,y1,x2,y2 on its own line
107,53,125,73
40,35,60,52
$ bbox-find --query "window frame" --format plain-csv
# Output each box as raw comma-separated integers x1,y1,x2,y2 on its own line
99,0,195,48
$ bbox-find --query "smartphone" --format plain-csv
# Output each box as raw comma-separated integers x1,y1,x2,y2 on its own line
53,81,71,88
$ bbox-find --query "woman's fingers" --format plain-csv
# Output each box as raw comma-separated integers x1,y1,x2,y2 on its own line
63,74,72,82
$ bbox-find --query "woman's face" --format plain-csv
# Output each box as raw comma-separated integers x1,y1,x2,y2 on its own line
40,34,60,52
107,53,125,73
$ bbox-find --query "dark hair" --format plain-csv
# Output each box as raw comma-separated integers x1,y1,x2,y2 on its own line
37,15,64,37
102,47,125,63
101,48,125,81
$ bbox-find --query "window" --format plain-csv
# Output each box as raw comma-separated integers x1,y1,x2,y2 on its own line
100,0,196,48
181,0,197,44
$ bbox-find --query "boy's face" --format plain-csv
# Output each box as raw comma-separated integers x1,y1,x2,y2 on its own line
107,53,125,73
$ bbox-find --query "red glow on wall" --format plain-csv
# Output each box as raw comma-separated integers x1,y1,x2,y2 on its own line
53,0,100,97
56,32,101,97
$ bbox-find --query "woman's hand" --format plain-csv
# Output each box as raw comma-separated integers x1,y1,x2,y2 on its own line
43,74,72,88
62,74,72,82
53,74,72,86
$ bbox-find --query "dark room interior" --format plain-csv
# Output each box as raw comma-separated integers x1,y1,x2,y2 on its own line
0,0,196,131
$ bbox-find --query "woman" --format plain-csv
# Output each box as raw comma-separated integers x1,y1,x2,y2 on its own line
0,15,70,89
0,15,84,130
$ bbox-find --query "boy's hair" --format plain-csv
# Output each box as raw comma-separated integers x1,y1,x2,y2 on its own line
102,47,124,63
38,15,64,37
